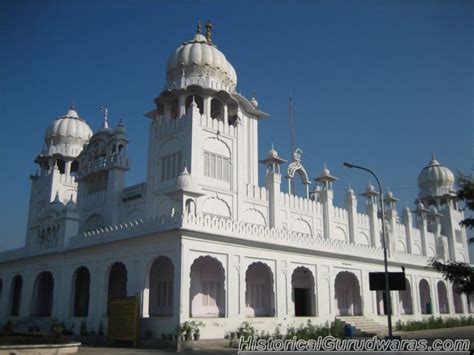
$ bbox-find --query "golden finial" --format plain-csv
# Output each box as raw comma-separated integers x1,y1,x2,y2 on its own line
196,20,202,34
205,19,213,44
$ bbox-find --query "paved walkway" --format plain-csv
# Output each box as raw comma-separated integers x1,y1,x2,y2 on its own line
79,346,237,354
78,326,474,354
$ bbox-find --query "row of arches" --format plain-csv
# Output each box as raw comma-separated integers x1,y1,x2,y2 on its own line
4,262,474,319
166,94,239,125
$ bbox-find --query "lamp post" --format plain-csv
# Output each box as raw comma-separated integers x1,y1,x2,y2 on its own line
343,162,393,338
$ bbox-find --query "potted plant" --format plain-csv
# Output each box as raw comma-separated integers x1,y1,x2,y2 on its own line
193,327,200,340
51,322,64,338
184,322,193,341
80,320,88,336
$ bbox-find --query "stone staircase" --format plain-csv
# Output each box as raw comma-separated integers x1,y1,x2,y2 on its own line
12,317,59,333
336,316,388,336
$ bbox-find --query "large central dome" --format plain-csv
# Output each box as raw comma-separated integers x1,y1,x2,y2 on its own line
166,22,237,93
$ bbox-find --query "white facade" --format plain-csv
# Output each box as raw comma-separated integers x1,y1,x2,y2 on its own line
0,23,472,339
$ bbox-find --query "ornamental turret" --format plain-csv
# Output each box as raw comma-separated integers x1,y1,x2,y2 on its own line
76,109,129,230
26,103,92,249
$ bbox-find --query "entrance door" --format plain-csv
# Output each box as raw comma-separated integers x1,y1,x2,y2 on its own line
294,288,310,316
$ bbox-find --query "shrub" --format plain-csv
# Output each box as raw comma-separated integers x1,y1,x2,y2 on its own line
80,321,88,336
3,320,14,336
397,316,474,331
51,323,63,338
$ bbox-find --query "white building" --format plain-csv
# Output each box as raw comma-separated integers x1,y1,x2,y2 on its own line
0,22,472,339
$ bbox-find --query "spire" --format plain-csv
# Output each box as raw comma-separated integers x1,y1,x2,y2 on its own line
205,19,213,44
196,20,202,34
100,106,109,130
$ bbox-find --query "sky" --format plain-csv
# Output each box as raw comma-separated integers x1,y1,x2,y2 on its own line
0,0,472,259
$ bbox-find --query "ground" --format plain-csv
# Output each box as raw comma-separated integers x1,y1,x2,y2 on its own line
77,326,474,354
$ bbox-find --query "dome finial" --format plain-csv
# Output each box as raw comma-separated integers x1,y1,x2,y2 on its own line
196,20,202,34
70,100,76,110
205,19,213,44
100,106,109,130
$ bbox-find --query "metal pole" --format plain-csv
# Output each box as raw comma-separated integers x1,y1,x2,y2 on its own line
343,162,393,338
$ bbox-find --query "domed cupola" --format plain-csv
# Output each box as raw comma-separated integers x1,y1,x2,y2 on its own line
166,20,237,93
417,155,455,200
44,104,93,158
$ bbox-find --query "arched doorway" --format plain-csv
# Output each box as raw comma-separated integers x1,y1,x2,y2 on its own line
437,281,449,314
398,278,413,315
9,275,22,316
72,267,90,317
334,271,362,316
149,256,174,316
245,262,275,317
419,279,432,314
468,293,474,313
31,272,54,317
292,267,316,316
107,262,127,315
185,95,204,114
376,290,393,315
452,285,463,314
190,256,225,317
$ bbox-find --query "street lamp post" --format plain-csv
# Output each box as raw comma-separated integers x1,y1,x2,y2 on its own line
343,162,393,338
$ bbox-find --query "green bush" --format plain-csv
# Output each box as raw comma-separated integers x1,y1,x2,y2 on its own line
3,320,14,336
397,316,474,331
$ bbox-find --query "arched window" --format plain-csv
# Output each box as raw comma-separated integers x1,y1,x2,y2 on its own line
185,95,204,115
452,285,463,314
185,199,196,215
148,257,174,317
56,159,66,174
437,281,449,314
398,278,413,315
170,98,179,119
71,160,79,174
419,279,432,314
31,272,54,317
245,262,274,317
334,271,362,316
210,98,223,120
9,275,23,316
72,267,90,317
292,267,316,316
107,262,127,315
190,256,225,317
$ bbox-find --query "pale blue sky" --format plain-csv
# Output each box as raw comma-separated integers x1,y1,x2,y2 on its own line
0,0,472,258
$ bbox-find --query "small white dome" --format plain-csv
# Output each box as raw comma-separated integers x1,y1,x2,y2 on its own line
166,28,237,92
366,183,376,193
44,107,93,157
417,157,455,199
250,94,258,108
267,146,279,159
177,166,195,191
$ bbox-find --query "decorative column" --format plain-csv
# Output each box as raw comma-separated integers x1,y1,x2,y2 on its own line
315,165,338,240
178,94,186,117
402,207,413,254
259,146,287,229
361,183,380,248
415,201,429,256
385,191,399,255
203,95,212,117
345,185,357,244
